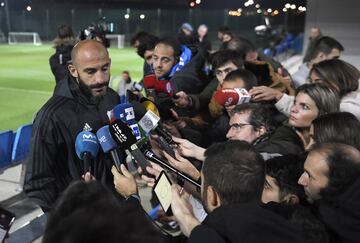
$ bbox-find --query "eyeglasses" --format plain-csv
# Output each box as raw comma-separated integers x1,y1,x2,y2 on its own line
229,123,252,132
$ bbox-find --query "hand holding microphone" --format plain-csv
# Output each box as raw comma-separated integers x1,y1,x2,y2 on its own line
213,88,251,107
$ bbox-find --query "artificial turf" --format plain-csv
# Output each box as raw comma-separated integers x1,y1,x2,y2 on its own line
0,44,143,131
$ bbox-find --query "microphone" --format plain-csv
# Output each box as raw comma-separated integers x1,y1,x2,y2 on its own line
213,88,251,107
75,131,99,175
143,74,173,97
143,74,157,89
154,79,174,97
113,103,141,140
143,150,201,189
109,119,152,171
96,125,122,171
113,103,136,125
131,101,174,144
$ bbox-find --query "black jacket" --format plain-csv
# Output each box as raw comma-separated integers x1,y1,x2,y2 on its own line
188,202,306,243
315,178,360,243
170,46,209,95
24,76,120,212
49,44,73,83
255,125,304,157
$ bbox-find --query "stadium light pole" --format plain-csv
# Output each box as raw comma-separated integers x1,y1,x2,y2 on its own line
4,0,11,34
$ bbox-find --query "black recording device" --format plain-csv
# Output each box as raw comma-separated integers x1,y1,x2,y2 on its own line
0,207,15,243
156,136,176,158
109,119,151,172
143,149,201,189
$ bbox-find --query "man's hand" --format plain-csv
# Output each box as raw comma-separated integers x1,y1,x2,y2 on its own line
173,136,205,162
111,164,138,198
173,91,190,108
249,86,283,102
140,162,164,187
171,184,200,237
82,172,96,182
164,151,200,181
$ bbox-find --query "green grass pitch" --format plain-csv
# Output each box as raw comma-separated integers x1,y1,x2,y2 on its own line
0,44,143,131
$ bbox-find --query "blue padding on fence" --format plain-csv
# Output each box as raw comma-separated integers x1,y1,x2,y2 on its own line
0,130,14,168
11,124,32,162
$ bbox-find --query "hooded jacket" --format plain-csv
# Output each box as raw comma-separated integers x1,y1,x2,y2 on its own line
315,178,360,243
188,202,306,243
24,76,120,212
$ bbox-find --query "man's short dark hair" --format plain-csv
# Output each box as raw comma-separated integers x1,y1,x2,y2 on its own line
266,155,306,204
211,50,244,70
310,36,344,60
224,69,258,90
155,37,182,58
312,112,360,151
203,140,265,204
130,31,150,46
218,26,230,33
136,34,159,58
43,181,161,243
309,143,360,200
226,37,256,54
231,103,274,133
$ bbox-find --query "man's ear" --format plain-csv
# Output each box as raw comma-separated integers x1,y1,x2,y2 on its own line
207,185,221,209
315,52,326,62
68,64,78,78
283,194,299,205
246,51,258,61
256,125,267,137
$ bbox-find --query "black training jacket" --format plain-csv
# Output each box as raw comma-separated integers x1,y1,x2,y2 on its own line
24,76,120,212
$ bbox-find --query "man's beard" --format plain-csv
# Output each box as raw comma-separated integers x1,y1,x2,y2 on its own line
77,76,109,103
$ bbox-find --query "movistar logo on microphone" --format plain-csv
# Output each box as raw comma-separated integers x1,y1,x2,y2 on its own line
82,133,98,144
112,123,128,143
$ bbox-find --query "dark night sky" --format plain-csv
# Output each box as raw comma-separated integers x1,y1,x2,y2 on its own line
8,0,306,10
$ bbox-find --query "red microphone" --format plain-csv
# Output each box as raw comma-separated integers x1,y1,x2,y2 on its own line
154,79,174,96
213,88,251,106
143,74,157,89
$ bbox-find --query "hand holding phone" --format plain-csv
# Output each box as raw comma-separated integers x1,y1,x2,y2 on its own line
153,171,173,215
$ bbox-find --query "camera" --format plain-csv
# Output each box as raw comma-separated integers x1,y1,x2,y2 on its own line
79,17,111,48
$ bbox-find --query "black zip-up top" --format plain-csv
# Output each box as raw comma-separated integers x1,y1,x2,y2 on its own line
24,76,120,212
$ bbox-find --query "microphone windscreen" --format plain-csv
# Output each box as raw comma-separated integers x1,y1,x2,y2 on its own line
214,88,252,106
96,125,118,153
113,103,135,124
143,74,157,89
75,131,99,160
109,119,137,149
140,98,161,117
138,110,161,134
154,79,173,96
131,101,148,121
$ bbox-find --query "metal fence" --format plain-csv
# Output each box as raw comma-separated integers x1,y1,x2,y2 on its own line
0,6,305,48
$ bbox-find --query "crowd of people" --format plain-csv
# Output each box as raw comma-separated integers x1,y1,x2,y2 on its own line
23,22,360,243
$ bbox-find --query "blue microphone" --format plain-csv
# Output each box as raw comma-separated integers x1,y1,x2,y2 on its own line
75,131,99,174
113,103,135,125
96,125,122,171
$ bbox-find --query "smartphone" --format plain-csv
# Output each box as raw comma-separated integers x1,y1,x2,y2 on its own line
156,136,176,158
0,207,15,243
153,171,173,215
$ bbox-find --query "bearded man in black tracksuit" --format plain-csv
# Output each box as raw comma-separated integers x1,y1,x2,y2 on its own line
24,40,120,213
